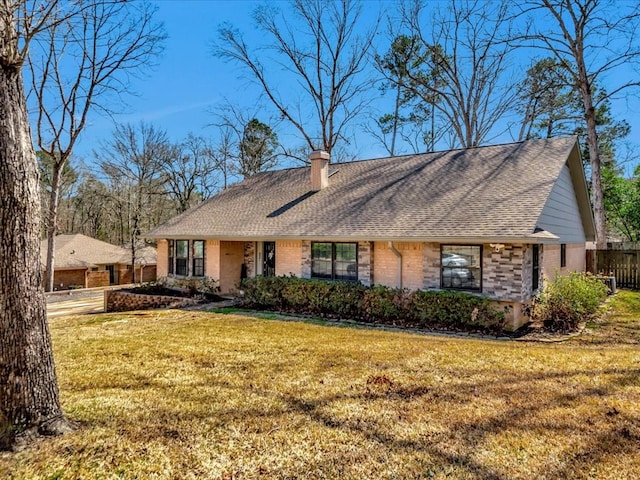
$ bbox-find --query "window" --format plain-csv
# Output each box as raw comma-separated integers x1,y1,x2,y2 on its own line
175,240,189,276
441,245,481,291
168,239,206,277
192,240,205,277
311,242,357,281
560,243,566,268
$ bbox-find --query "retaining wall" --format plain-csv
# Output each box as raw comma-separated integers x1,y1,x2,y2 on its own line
105,290,199,313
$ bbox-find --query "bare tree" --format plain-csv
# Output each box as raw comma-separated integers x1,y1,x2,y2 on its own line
400,0,517,148
516,0,640,248
161,134,220,213
27,0,165,291
0,0,80,450
96,123,171,282
217,0,378,160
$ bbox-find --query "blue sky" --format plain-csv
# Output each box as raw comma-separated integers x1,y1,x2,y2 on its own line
75,1,256,160
68,0,640,174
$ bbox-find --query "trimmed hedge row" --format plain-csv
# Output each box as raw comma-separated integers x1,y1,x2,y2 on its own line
237,276,507,334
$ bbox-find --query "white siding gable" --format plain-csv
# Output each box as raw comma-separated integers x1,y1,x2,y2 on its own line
537,163,586,243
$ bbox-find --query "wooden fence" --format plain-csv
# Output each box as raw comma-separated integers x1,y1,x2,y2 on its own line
589,250,640,290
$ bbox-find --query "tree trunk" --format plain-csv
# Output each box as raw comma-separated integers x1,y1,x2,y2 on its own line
45,165,62,292
575,45,606,248
0,34,74,451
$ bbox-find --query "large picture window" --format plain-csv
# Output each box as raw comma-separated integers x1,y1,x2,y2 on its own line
168,239,205,277
441,245,481,291
311,242,357,281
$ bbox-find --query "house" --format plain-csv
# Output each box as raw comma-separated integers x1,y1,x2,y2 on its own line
146,137,595,328
41,234,157,290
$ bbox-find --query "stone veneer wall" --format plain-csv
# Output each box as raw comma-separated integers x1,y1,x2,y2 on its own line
357,241,372,286
521,244,534,300
301,241,311,279
244,242,256,278
105,290,198,312
422,242,440,289
482,244,525,302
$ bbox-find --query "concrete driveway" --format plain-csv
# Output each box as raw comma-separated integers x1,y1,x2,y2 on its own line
46,289,105,318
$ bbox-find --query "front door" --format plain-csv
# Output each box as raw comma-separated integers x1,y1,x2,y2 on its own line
106,264,116,284
263,242,276,277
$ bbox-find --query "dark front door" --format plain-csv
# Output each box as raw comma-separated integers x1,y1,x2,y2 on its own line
263,242,276,277
106,264,116,284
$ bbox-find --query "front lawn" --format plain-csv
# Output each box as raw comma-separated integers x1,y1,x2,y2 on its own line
2,292,640,479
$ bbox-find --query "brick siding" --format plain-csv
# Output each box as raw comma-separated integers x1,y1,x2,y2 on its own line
275,241,302,277
156,240,168,277
219,241,244,293
86,271,109,288
51,269,86,290
542,243,586,280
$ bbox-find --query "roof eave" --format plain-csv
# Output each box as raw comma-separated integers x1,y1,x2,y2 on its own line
147,233,561,245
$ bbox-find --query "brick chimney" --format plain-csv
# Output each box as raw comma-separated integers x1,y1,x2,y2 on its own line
310,150,330,191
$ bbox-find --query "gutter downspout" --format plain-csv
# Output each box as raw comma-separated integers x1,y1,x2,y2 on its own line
388,241,402,289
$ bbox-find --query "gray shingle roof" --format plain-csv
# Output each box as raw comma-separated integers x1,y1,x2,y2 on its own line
41,234,157,268
146,137,588,242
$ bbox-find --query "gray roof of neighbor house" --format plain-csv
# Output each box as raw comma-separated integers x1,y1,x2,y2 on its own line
41,234,157,269
146,137,595,243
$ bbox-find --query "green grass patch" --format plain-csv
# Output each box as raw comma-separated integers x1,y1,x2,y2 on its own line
2,292,640,479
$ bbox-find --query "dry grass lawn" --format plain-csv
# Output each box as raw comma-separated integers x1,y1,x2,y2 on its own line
2,291,640,479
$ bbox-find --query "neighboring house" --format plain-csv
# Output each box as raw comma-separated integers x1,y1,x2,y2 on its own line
41,234,157,290
146,137,595,328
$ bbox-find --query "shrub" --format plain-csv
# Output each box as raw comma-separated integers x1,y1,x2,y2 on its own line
238,276,506,333
412,290,506,333
531,272,609,333
148,277,221,299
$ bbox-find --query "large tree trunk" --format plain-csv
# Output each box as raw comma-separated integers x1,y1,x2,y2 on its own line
0,37,73,450
575,43,606,249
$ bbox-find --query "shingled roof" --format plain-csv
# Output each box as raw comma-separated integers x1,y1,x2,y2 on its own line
41,234,157,269
146,137,594,243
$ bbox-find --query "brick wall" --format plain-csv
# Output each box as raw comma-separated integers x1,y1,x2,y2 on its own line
140,265,157,283
542,243,585,280
156,240,168,277
105,290,198,312
219,241,244,293
373,242,424,289
86,270,109,288
276,240,302,277
206,240,221,280
52,269,86,290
